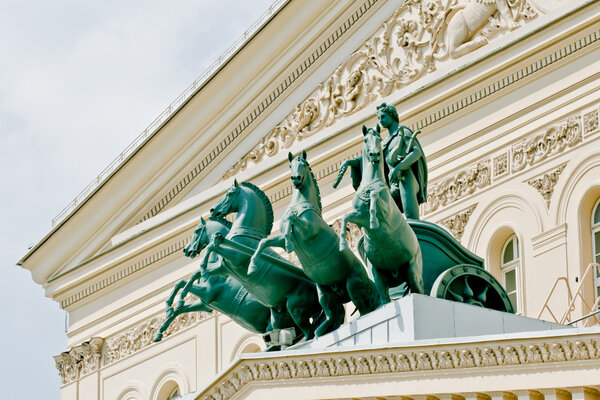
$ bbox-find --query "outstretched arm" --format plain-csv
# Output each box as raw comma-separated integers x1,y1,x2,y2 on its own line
333,157,361,188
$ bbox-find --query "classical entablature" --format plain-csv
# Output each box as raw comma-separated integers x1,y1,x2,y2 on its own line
196,329,600,400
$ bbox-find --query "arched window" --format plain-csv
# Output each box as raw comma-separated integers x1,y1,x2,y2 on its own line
592,199,600,299
501,234,520,312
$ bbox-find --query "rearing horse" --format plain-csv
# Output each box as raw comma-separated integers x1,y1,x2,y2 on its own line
338,125,424,303
153,217,273,342
250,151,380,336
176,180,322,340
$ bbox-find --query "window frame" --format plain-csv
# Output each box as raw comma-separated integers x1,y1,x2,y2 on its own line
592,198,600,299
501,234,521,312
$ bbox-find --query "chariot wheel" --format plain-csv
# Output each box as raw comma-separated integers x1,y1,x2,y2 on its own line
430,264,514,313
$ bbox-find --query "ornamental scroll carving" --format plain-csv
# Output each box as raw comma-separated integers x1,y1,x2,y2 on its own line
103,310,210,365
425,160,490,214
511,116,581,172
438,204,477,240
201,337,600,400
526,163,566,208
224,0,541,178
54,337,104,385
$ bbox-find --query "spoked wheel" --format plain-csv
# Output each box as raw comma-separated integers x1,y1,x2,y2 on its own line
430,264,515,313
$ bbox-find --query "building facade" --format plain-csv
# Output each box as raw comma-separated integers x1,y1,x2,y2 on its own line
18,0,600,399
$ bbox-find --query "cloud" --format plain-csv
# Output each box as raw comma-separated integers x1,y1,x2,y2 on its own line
0,0,275,397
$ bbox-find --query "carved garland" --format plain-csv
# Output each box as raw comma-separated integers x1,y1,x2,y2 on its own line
103,310,211,366
423,103,595,216
425,160,491,214
225,0,541,178
200,336,600,400
438,204,477,241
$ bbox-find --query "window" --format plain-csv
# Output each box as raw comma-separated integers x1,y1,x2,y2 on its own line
501,234,520,312
592,199,600,299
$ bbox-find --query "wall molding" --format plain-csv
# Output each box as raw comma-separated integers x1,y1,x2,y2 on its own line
199,333,600,400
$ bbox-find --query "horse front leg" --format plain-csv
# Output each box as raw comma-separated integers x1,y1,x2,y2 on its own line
369,189,381,229
339,210,365,251
176,248,214,308
165,280,188,316
249,234,286,274
153,300,212,342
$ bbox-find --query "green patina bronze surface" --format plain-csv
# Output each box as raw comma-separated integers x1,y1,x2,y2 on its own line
180,180,323,341
336,125,424,304
156,104,516,350
409,219,514,313
250,151,380,336
153,218,273,343
377,102,427,220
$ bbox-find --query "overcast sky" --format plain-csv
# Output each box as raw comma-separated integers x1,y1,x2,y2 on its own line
0,1,274,397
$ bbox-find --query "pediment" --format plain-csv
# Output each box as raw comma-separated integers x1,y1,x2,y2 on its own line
20,0,567,294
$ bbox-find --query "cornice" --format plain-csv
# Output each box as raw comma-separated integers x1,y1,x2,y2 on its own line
137,0,381,224
197,330,600,400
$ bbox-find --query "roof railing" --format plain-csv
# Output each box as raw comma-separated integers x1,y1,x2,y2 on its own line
51,0,288,227
538,262,600,327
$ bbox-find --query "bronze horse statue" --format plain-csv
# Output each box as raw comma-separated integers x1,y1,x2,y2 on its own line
176,180,323,340
337,125,424,303
250,151,380,336
153,217,274,342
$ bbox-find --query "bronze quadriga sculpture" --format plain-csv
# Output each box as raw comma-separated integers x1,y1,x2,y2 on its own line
158,103,515,351
153,217,273,342
187,181,322,341
250,151,380,336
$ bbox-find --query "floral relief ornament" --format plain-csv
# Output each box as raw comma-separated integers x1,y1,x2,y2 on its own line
201,338,600,400
224,0,541,178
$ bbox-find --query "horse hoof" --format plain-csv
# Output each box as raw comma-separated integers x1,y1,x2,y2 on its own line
153,333,163,342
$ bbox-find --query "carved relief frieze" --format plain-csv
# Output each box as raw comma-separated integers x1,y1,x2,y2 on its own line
425,160,490,214
438,204,477,240
526,163,567,208
103,311,211,365
493,153,508,178
225,0,541,178
511,116,581,173
201,336,600,400
54,337,104,385
583,108,598,136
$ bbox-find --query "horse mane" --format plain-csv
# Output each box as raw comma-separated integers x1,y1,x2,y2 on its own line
304,160,322,215
240,181,274,235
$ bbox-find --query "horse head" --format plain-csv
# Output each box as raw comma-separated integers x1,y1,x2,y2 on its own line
211,179,241,219
184,217,231,258
288,150,309,189
362,124,382,164
184,217,210,258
